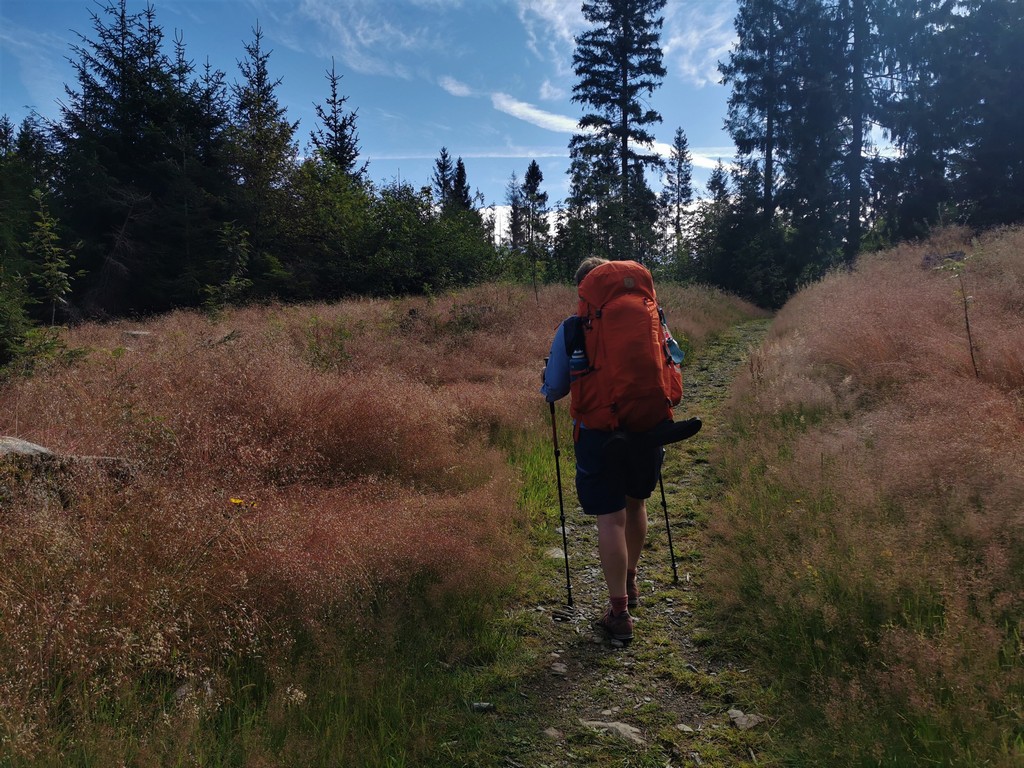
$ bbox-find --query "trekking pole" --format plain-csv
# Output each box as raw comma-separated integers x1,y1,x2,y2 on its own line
659,472,679,584
549,399,574,607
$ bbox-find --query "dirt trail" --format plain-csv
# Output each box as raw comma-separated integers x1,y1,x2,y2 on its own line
503,318,772,768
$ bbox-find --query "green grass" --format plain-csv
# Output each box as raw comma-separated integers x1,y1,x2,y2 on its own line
704,401,1024,767
0,579,527,767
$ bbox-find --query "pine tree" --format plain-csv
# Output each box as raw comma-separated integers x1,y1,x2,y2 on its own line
310,58,366,180
432,147,455,208
0,117,39,361
523,159,550,256
504,171,527,253
869,1,952,240
53,0,181,314
228,23,299,294
721,0,846,294
690,161,731,285
25,190,77,325
720,0,788,222
570,0,667,261
778,0,844,267
453,158,473,211
1,117,53,268
935,0,1024,227
660,127,693,259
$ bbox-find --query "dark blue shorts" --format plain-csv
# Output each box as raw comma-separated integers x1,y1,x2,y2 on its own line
574,426,664,516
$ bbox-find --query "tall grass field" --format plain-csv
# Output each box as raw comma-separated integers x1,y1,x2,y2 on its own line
0,280,758,766
705,227,1024,766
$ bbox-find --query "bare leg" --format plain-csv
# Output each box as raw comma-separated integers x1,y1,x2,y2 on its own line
624,496,648,572
596,509,628,599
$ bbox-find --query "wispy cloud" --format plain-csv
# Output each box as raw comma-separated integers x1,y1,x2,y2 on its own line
539,79,565,101
295,0,443,78
439,75,474,97
0,20,73,119
515,0,584,78
491,92,578,133
367,146,569,161
650,140,734,169
663,2,737,88
409,0,465,7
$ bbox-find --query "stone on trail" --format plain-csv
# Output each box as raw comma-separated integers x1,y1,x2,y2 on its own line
0,437,53,457
580,719,646,745
728,708,764,730
545,547,566,560
543,727,563,740
550,662,568,676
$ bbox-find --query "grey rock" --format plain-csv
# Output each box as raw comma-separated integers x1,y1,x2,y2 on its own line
728,708,764,730
580,720,645,745
0,437,52,457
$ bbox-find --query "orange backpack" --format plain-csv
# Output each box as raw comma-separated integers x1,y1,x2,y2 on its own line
569,261,683,433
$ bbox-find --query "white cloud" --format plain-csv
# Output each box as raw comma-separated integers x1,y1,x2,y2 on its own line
662,2,737,88
368,146,569,161
297,0,441,78
439,75,474,97
650,140,733,170
491,92,579,133
539,78,565,101
515,0,584,77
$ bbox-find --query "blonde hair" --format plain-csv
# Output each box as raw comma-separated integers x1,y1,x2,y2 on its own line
574,256,610,286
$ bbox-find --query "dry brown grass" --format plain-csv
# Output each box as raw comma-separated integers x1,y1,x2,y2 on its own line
708,227,1024,766
0,278,763,761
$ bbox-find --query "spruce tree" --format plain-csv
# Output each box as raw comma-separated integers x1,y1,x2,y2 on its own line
228,23,299,294
453,158,473,211
720,0,788,222
569,0,667,261
690,161,731,286
25,190,77,325
432,147,455,208
721,0,845,297
660,127,693,260
54,0,184,314
310,58,366,180
934,0,1024,227
869,1,952,240
523,159,550,257
505,171,527,253
0,117,40,361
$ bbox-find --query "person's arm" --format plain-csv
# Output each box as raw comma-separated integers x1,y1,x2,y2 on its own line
659,307,686,365
541,319,571,402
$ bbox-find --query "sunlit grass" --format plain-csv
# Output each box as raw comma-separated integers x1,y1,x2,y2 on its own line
704,227,1024,767
0,279,767,765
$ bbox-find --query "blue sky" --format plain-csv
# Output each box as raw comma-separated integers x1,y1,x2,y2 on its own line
1,0,739,208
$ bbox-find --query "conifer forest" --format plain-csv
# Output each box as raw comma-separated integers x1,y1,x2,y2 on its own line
2,0,1023,360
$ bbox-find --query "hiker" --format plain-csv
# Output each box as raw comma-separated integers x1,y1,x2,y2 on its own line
541,257,684,642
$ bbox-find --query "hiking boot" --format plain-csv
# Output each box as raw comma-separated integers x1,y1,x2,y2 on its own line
627,573,640,609
594,607,634,642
